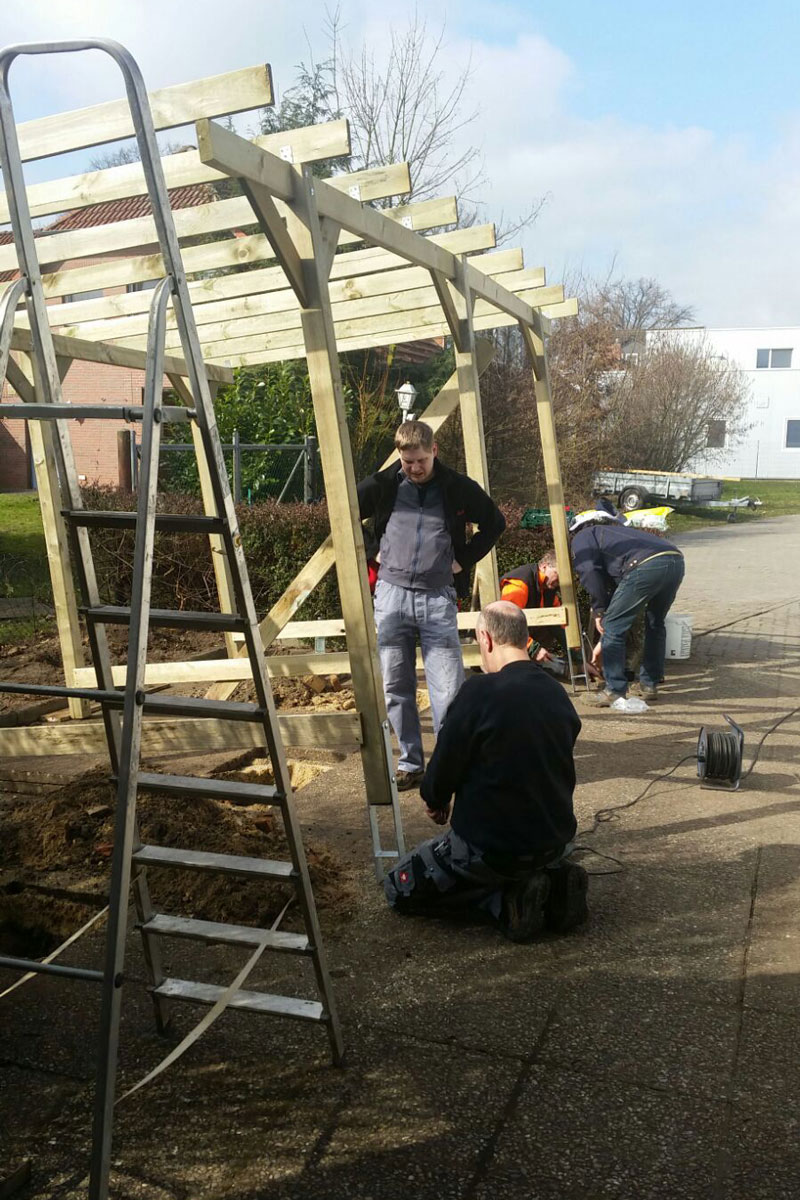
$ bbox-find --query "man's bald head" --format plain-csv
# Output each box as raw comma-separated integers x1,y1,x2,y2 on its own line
478,600,529,650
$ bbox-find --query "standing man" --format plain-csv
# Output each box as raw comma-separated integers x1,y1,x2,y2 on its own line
384,601,587,940
358,420,505,790
567,509,685,706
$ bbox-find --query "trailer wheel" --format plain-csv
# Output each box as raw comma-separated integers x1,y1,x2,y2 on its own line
618,486,648,512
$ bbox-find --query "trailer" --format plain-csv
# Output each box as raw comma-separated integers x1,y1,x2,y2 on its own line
592,468,727,512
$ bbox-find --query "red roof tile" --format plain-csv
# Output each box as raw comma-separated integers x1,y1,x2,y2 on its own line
44,182,216,233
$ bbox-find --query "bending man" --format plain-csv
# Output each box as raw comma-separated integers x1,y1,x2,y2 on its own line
384,601,587,941
568,509,685,705
358,420,505,791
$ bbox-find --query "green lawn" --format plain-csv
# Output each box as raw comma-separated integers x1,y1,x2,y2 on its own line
0,492,54,643
664,478,800,533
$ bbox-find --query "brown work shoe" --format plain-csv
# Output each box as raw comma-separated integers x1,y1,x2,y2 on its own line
589,689,625,708
395,769,424,792
639,683,659,700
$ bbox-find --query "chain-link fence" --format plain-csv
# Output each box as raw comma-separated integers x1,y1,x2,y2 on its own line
119,431,321,504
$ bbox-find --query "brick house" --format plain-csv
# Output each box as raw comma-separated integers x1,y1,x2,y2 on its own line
0,183,213,491
1,182,445,492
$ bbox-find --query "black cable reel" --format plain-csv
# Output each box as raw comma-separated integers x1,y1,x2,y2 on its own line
697,714,744,790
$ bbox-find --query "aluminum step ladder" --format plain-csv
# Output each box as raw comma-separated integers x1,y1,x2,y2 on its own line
0,38,343,1200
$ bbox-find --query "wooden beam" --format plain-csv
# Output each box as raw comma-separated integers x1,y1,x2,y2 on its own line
8,326,232,383
5,354,89,719
429,269,467,351
17,64,275,162
33,196,462,302
208,293,575,367
196,118,549,331
198,281,562,365
0,712,362,758
0,120,355,224
239,178,308,307
519,321,581,650
276,166,393,807
453,265,500,605
46,234,512,343
71,606,567,688
97,258,541,352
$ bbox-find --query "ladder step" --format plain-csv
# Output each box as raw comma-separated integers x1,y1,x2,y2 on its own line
153,978,325,1023
141,694,265,721
62,510,225,533
0,681,120,703
83,605,247,632
102,693,265,721
138,771,283,806
142,914,309,953
0,403,195,423
133,844,296,881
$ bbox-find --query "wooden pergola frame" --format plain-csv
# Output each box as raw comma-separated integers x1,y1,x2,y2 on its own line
0,61,579,818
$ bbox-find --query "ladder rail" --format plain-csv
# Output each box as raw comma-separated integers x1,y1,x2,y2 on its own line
91,276,174,1188
0,43,346,1200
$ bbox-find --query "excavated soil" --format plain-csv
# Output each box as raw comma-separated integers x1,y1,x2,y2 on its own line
0,757,355,957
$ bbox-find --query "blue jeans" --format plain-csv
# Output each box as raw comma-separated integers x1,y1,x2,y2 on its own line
601,554,685,696
374,580,465,773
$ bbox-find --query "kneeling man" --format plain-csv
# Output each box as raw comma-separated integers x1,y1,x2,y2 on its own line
384,601,588,940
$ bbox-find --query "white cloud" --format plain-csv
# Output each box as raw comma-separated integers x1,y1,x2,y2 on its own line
1,1,798,324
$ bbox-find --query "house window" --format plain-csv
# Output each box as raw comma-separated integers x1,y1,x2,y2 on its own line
706,419,726,448
126,279,159,293
786,420,800,449
756,348,793,369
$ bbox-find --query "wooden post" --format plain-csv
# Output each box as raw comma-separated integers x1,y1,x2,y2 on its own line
453,266,500,605
519,321,581,650
166,373,239,662
282,168,394,806
117,429,133,491
7,354,89,718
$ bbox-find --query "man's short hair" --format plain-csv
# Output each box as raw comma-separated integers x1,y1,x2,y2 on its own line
395,420,435,453
538,549,557,570
480,601,529,649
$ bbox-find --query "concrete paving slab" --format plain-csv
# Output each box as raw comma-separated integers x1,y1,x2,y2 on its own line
537,977,739,1099
472,1064,726,1200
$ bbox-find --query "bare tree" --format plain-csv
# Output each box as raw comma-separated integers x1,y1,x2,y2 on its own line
600,337,750,472
327,9,484,203
584,274,695,336
88,140,192,171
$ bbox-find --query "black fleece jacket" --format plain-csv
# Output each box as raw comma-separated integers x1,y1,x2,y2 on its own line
356,459,505,598
571,523,682,615
420,660,580,857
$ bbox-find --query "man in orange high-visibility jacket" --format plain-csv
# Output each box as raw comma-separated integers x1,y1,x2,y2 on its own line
500,553,560,664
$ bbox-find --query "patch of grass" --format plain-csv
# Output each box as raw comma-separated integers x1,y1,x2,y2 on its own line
665,478,800,533
0,492,51,600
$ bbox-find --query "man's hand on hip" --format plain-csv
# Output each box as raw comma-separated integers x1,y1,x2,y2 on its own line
426,803,451,826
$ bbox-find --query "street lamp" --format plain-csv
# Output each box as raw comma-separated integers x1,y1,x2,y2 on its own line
395,380,417,422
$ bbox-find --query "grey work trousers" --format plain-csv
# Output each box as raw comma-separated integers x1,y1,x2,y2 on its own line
374,579,465,773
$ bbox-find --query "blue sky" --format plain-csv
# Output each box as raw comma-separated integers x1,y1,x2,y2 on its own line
2,0,799,326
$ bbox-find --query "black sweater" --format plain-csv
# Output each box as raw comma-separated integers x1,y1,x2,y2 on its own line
357,459,505,599
420,660,581,857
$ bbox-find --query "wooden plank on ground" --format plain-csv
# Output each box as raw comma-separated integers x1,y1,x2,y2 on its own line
17,64,274,162
0,712,362,757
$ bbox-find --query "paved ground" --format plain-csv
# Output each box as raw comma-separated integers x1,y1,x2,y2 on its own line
2,516,799,1198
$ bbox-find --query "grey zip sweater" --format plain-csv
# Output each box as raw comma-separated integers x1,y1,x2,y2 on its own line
378,476,454,590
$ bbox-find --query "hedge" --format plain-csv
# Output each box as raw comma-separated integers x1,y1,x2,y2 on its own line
82,487,558,620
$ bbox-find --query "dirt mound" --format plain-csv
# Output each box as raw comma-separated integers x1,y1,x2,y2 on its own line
0,764,355,955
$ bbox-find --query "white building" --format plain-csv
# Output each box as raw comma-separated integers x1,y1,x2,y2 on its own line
651,326,800,479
